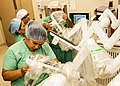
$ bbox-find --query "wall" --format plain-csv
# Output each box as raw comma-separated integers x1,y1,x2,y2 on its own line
0,0,16,46
0,0,34,46
16,0,34,20
33,0,118,22
0,0,118,46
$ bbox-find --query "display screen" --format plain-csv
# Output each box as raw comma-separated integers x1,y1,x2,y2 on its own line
69,13,89,24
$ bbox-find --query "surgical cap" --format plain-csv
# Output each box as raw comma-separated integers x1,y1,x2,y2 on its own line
25,20,47,42
48,0,63,9
9,18,21,35
16,9,28,19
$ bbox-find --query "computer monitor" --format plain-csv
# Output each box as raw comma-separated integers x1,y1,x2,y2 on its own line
69,13,89,24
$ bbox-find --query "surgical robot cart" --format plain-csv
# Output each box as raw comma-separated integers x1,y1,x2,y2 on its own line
50,8,120,86
25,8,120,86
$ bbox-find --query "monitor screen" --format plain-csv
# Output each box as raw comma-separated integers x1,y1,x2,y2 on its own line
69,13,89,24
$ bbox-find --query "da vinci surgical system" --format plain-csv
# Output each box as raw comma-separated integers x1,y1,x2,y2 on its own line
25,8,120,86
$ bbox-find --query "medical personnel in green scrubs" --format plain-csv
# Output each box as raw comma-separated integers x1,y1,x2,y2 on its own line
2,20,58,86
42,0,74,63
16,9,30,25
9,9,30,42
9,18,26,42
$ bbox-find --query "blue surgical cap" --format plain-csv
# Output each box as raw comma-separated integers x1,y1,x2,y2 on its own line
9,18,21,35
25,20,47,42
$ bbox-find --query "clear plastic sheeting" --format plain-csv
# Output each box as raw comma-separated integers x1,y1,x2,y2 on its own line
37,74,70,86
62,62,87,86
25,54,63,86
81,54,98,86
25,54,86,86
48,8,120,85
87,38,113,78
58,27,73,51
50,11,85,51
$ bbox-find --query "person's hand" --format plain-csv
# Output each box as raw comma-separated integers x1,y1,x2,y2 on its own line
46,38,50,43
48,27,54,32
44,22,51,29
53,58,59,63
62,12,68,21
44,22,54,31
21,66,29,75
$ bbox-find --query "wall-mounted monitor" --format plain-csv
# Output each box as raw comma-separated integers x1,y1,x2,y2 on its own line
69,13,89,24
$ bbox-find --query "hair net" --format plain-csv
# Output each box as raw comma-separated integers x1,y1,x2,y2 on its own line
25,20,47,42
16,9,28,19
48,0,63,9
9,18,21,35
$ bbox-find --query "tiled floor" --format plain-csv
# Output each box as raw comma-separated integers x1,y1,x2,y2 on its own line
0,44,10,86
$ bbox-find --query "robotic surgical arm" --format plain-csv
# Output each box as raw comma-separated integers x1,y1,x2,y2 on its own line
79,8,120,50
50,23,120,79
25,54,86,86
50,28,120,79
98,8,119,29
87,38,120,78
75,8,112,48
94,8,120,50
49,8,120,72
50,11,88,42
50,11,89,51
50,9,120,50
78,9,120,84
50,8,120,75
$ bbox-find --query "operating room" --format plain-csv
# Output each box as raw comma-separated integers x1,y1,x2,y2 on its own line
0,0,120,86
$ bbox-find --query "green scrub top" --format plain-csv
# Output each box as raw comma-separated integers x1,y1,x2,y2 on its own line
42,16,67,27
42,16,73,63
2,40,56,86
15,35,25,42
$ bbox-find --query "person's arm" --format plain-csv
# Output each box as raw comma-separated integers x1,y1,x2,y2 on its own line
66,18,74,28
2,66,29,81
43,22,50,29
62,12,74,28
42,16,52,29
2,48,29,81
